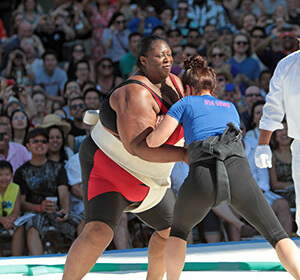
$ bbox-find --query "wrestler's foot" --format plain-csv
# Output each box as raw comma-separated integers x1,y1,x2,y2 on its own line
241,224,258,237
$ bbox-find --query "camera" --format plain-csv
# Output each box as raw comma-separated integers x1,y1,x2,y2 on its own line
12,84,25,93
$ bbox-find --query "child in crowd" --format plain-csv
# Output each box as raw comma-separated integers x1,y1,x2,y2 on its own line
0,160,24,256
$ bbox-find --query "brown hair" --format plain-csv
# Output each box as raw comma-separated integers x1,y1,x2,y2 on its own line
182,55,217,95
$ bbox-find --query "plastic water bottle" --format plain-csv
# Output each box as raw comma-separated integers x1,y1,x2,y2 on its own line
44,242,54,254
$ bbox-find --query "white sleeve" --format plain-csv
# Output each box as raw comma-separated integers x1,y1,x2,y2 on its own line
65,153,82,186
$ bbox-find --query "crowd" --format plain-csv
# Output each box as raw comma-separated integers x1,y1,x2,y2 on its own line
0,0,299,257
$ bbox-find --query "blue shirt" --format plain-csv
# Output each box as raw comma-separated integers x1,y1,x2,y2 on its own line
127,16,162,36
167,95,240,146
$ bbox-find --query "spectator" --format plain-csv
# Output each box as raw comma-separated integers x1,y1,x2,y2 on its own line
190,0,231,30
171,1,199,44
8,11,25,38
0,122,31,175
151,25,167,41
198,24,219,57
170,44,184,76
3,95,24,118
269,121,295,209
217,25,234,47
286,0,300,25
102,12,131,76
62,43,94,82
166,27,183,48
127,0,163,37
34,13,75,62
34,49,67,106
9,108,30,146
157,5,174,32
0,160,24,256
229,32,261,94
31,90,47,126
74,59,92,89
14,128,84,255
83,88,101,110
186,28,203,53
62,80,81,119
239,86,264,128
82,0,117,63
67,97,89,152
119,32,142,80
2,47,34,85
239,12,258,35
258,69,272,98
95,57,123,96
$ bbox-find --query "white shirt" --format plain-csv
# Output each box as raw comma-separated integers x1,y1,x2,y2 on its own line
259,50,300,140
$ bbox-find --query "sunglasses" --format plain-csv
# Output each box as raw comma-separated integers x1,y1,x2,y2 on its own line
101,64,113,69
116,20,126,24
212,53,224,58
217,77,226,82
245,93,261,97
70,103,85,110
31,139,48,144
2,201,8,217
235,41,249,46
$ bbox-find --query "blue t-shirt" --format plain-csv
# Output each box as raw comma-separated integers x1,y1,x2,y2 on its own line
167,95,240,146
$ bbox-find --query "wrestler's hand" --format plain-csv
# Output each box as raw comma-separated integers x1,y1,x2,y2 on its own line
155,115,164,128
255,145,272,168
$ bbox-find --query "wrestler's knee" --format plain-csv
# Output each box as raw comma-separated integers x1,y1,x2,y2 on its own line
83,221,114,242
170,225,191,241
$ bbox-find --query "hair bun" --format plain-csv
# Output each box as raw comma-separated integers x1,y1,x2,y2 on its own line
183,55,205,71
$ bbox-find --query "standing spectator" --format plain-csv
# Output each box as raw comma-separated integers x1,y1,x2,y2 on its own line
102,12,131,76
9,108,30,146
82,0,117,63
171,1,199,44
190,0,231,30
34,49,67,106
0,160,24,256
14,128,83,255
0,122,31,174
127,0,163,36
119,32,142,80
95,58,123,96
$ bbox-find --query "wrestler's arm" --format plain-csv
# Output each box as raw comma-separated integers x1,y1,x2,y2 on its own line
146,115,179,148
111,85,186,163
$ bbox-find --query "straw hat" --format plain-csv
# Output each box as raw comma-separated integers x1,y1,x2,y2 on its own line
36,114,71,137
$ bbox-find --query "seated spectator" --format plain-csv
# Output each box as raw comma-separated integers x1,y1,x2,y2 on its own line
31,90,47,126
0,160,24,256
119,32,142,80
151,25,167,41
83,88,101,110
186,28,203,53
258,69,272,98
286,0,300,25
269,121,295,208
67,97,89,152
74,59,92,89
157,5,173,33
229,33,261,94
198,24,219,58
239,85,264,128
95,58,123,96
166,27,183,49
14,128,84,255
9,108,30,146
3,95,24,118
102,12,131,76
62,43,94,82
65,152,130,250
217,25,234,47
36,114,73,163
0,122,31,174
34,49,68,106
62,80,81,120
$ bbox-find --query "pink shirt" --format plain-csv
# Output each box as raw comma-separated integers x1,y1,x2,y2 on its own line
0,142,31,174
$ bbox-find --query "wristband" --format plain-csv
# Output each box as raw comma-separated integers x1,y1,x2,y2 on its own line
37,204,41,212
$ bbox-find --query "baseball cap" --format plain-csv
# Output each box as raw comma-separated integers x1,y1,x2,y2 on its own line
26,128,49,143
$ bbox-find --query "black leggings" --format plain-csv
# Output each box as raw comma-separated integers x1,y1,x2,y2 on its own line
171,156,288,248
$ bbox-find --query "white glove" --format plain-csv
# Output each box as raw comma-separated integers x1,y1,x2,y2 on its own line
255,145,272,168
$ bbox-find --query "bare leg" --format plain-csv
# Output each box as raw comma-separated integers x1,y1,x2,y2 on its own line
11,226,25,256
272,199,293,237
147,228,170,280
275,238,300,280
165,236,187,280
63,221,114,280
76,220,85,236
113,213,129,249
27,227,43,255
